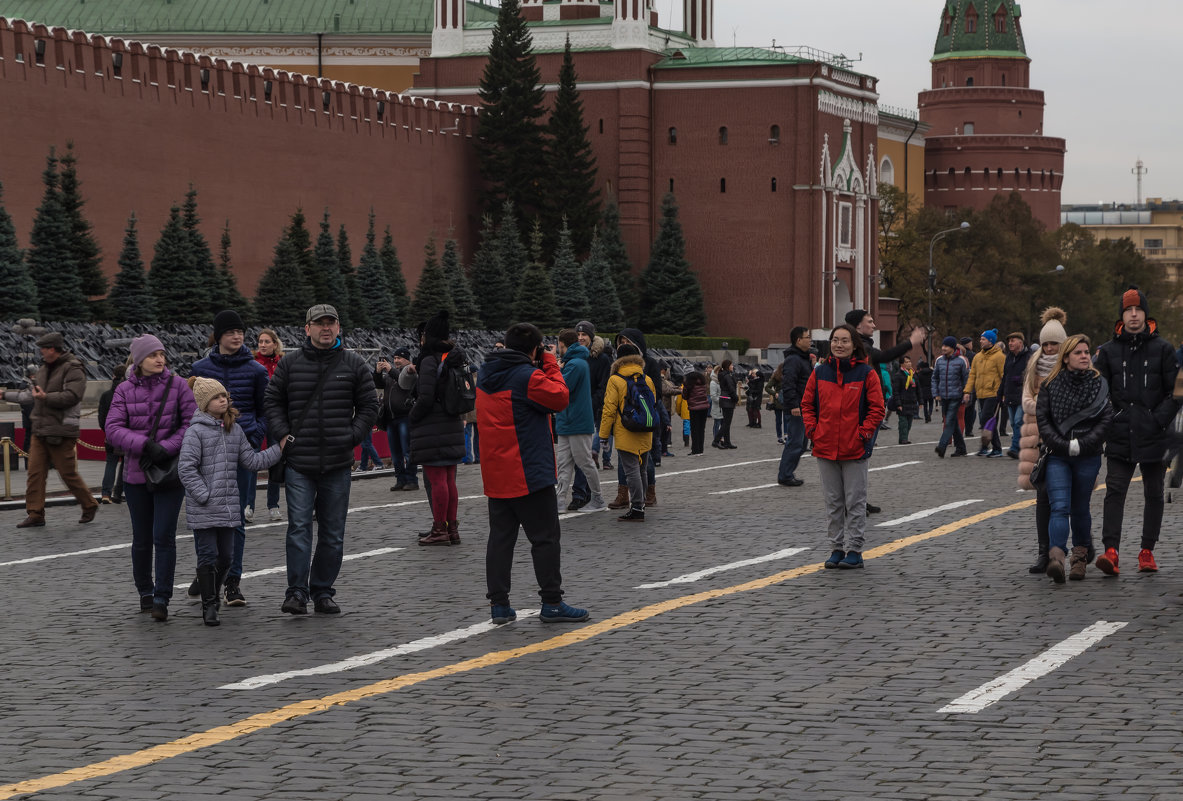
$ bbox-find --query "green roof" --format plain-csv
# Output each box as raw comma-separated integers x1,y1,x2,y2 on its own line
655,46,810,69
932,0,1028,62
0,0,499,35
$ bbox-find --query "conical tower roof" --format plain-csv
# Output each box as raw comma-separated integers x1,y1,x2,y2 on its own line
932,0,1028,62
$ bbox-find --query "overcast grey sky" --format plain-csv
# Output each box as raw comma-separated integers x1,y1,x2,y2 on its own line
662,0,1178,206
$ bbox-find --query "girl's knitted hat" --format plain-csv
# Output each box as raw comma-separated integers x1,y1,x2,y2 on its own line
1039,307,1068,345
190,377,228,413
129,334,165,367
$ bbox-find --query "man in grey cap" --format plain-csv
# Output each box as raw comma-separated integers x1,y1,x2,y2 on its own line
0,331,99,527
264,304,379,614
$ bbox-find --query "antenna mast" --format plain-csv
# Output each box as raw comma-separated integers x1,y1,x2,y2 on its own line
1132,158,1148,206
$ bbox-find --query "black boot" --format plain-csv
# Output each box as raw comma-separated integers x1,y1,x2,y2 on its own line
198,564,220,626
1028,527,1050,574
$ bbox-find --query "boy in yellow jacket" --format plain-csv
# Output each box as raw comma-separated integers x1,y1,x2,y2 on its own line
598,344,658,522
963,328,1006,457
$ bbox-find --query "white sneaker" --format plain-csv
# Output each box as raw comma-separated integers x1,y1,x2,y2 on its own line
269,507,282,522
584,497,608,512
243,506,254,522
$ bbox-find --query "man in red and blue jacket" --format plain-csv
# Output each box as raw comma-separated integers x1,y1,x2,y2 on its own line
476,322,590,625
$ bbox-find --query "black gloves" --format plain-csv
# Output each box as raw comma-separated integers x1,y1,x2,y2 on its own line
143,441,171,465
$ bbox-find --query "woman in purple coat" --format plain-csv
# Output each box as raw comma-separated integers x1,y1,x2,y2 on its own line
105,335,197,621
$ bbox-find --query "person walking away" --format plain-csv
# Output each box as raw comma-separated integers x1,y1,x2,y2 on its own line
682,365,710,455
802,324,885,570
0,331,100,528
892,355,920,444
1094,286,1180,575
709,366,723,448
932,337,970,458
600,343,659,522
375,347,418,492
98,362,129,504
105,335,198,620
766,362,785,443
476,322,588,624
253,328,286,521
568,322,611,508
554,329,606,512
265,304,379,614
963,329,1006,457
409,310,467,546
1000,331,1032,458
917,359,935,423
778,328,813,487
1036,334,1114,583
1018,307,1067,573
614,329,668,502
746,368,765,428
179,378,283,625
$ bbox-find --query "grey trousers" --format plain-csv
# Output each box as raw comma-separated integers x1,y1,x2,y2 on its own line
816,457,869,552
556,434,602,507
619,450,645,512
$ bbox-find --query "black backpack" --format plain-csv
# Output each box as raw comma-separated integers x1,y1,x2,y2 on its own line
439,358,477,416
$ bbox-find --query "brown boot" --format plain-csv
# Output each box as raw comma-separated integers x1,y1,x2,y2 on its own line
79,505,98,524
418,521,452,546
607,485,630,510
16,514,45,529
644,485,656,507
1068,546,1089,581
1046,546,1067,584
447,520,460,545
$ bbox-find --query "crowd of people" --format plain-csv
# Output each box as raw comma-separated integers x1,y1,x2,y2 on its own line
5,282,1179,627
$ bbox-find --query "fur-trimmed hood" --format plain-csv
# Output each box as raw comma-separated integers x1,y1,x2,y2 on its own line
610,354,645,374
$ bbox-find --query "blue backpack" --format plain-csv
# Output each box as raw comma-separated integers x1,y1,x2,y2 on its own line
617,372,658,433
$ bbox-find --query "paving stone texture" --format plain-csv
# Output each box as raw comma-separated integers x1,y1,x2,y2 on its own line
2,417,1182,800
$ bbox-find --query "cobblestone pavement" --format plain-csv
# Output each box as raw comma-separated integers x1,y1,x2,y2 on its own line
2,417,1182,800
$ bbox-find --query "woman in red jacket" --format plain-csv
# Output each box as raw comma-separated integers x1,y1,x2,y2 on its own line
802,324,885,570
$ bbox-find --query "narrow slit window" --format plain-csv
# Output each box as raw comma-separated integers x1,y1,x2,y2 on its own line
718,126,728,145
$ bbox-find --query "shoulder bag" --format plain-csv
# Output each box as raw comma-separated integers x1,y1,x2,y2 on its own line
139,376,182,492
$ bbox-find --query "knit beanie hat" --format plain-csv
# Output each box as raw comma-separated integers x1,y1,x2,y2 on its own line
980,329,998,346
213,309,245,343
942,336,959,349
130,334,166,368
1038,307,1067,345
423,309,450,342
1120,286,1149,316
844,309,869,327
617,343,641,358
190,377,228,413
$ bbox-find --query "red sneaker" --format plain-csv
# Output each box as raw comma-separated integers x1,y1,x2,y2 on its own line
1138,549,1158,572
1096,547,1120,576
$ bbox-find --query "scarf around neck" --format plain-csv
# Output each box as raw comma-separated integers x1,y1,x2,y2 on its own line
1046,368,1105,428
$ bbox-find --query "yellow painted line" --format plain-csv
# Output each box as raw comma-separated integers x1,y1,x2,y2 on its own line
0,497,1038,799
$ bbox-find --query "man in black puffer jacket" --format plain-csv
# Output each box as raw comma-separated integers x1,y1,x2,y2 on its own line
265,304,379,615
1094,287,1180,576
778,327,813,486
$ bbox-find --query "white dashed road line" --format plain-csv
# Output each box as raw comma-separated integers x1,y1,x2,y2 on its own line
869,460,921,472
635,547,809,589
875,499,983,527
938,620,1129,714
0,543,127,567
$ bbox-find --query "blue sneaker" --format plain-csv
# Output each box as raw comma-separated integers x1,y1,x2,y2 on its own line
540,602,590,623
837,551,864,569
824,550,845,569
490,604,516,625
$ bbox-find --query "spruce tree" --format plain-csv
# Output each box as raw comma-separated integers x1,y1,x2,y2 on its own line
314,211,350,328
496,200,530,289
598,194,636,323
0,180,39,320
180,186,218,316
58,142,107,305
583,232,625,331
381,226,410,325
638,193,706,336
476,0,547,219
337,225,367,327
285,208,321,308
410,237,456,326
513,220,559,330
543,39,600,259
551,219,590,325
442,235,483,329
150,205,205,324
28,149,88,321
358,212,398,328
470,214,514,330
214,221,250,319
254,221,314,327
108,213,155,325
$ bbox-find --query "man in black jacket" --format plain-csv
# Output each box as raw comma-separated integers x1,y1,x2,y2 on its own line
1094,287,1180,575
999,332,1031,457
777,327,813,487
265,304,379,615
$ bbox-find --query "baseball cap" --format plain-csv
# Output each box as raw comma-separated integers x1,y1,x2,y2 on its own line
306,304,339,323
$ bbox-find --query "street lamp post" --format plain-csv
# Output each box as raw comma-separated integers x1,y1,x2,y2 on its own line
927,221,971,359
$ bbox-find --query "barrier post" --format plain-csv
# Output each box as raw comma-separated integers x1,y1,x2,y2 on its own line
2,438,11,501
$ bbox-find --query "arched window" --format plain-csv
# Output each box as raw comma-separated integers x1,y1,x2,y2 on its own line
769,125,781,144
771,177,778,193
994,4,1007,32
942,10,952,36
1000,73,1006,86
879,156,895,187
668,127,677,144
598,119,604,134
669,178,675,192
718,126,728,145
720,177,727,193
965,76,974,87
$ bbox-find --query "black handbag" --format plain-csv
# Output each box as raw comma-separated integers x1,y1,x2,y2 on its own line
139,375,182,492
1029,447,1049,487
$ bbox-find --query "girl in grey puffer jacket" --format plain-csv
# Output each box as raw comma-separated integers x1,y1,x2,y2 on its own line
179,377,282,625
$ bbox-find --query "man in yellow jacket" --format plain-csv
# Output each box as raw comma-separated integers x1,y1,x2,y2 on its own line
598,343,658,522
963,328,1006,457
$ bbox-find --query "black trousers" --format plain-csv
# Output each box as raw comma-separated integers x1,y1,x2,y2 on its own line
485,487,563,607
719,406,736,446
689,409,709,454
1101,457,1166,552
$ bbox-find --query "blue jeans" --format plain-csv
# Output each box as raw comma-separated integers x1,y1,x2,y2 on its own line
284,466,352,602
124,482,184,605
228,462,255,579
773,408,784,440
937,399,966,454
1045,453,1102,551
193,527,234,572
1008,404,1023,453
101,452,123,497
463,422,480,463
359,430,383,469
385,416,417,485
248,444,283,510
778,413,805,481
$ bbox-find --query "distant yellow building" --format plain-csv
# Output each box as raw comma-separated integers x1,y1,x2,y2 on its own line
877,108,929,209
1062,200,1183,284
